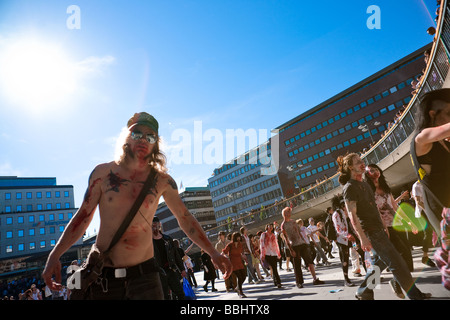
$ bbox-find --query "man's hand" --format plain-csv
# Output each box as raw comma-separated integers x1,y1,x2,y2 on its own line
211,252,232,279
42,254,63,291
360,237,373,252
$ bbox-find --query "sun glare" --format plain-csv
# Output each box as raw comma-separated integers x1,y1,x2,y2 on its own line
0,37,78,114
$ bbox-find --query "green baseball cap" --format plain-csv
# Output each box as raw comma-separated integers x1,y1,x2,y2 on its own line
127,112,159,134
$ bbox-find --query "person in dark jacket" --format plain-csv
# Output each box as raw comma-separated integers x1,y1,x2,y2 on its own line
152,217,186,300
200,249,217,292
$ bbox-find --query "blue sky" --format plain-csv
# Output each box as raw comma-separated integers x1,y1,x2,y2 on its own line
0,0,437,236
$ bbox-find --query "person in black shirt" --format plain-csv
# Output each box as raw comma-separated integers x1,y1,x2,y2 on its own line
152,217,185,300
338,153,431,300
413,88,450,290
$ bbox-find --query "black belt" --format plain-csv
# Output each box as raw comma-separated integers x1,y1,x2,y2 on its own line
102,258,159,279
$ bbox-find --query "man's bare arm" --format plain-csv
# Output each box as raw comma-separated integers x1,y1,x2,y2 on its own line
345,200,372,251
415,122,450,156
163,176,232,278
42,167,102,288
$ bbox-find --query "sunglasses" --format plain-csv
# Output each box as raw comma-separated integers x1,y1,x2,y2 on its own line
131,131,157,144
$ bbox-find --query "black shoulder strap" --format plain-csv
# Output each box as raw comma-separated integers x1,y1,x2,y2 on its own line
106,167,157,253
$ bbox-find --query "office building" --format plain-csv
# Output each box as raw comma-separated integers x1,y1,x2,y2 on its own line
208,140,284,227
0,176,79,277
275,44,430,197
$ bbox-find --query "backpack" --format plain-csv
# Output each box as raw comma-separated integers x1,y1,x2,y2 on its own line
324,214,337,241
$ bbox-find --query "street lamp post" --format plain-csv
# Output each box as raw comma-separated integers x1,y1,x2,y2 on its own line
227,192,242,219
358,121,381,144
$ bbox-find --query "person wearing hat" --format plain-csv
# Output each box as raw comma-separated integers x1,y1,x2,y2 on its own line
42,112,232,300
413,88,450,290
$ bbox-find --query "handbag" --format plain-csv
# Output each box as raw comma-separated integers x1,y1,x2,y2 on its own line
69,167,157,300
182,277,197,300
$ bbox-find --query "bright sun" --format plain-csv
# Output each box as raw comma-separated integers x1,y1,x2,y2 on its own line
0,37,78,113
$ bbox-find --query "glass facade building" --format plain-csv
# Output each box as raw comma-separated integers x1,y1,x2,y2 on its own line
0,176,80,263
208,140,284,227
275,44,430,197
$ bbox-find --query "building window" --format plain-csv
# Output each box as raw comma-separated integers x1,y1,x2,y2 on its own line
29,229,35,236
29,215,35,223
37,192,42,199
6,245,12,253
55,191,60,198
30,242,36,250
40,241,46,248
6,217,12,224
40,227,45,235
5,193,11,200
26,192,32,199
18,216,24,224
6,231,13,238
64,191,69,197
18,230,24,237
46,191,51,198
16,192,22,199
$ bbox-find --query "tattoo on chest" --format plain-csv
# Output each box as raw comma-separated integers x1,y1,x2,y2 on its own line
106,171,130,193
106,170,159,198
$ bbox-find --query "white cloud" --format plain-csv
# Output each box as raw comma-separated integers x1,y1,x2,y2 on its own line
0,162,25,176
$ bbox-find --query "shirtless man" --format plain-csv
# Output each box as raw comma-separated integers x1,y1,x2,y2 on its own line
42,112,232,299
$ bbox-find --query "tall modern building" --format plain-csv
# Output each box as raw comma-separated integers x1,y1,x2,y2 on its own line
275,44,430,197
208,140,284,227
0,176,80,277
155,187,217,242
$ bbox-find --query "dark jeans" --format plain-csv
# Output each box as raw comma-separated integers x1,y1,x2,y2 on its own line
160,268,185,300
291,245,305,285
187,269,197,288
87,272,164,300
265,255,281,286
336,242,351,280
357,229,424,300
388,227,413,272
